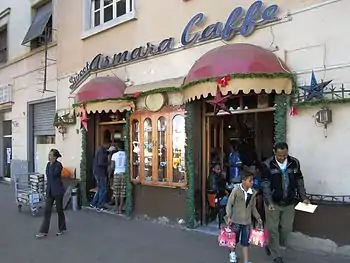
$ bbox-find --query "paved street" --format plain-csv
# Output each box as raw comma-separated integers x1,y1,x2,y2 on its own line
0,183,348,263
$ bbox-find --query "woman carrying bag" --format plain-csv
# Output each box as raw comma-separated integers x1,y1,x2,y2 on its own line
36,149,67,238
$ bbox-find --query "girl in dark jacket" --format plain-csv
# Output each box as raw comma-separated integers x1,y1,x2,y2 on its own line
36,149,67,238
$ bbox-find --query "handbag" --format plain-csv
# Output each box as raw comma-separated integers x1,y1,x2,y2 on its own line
218,226,236,248
249,223,268,247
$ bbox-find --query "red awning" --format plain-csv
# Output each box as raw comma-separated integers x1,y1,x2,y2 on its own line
183,43,292,101
75,76,134,113
184,43,289,84
75,76,126,103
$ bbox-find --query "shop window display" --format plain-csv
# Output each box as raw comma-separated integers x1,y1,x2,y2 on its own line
130,107,186,187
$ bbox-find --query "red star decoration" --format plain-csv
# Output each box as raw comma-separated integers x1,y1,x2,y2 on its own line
289,105,298,116
207,86,233,115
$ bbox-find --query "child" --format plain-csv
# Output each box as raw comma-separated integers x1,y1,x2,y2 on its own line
225,170,262,263
207,163,228,206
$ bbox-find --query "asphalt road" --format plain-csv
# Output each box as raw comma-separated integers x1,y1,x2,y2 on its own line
0,182,348,263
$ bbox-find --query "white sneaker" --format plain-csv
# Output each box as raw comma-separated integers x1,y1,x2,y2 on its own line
229,252,237,263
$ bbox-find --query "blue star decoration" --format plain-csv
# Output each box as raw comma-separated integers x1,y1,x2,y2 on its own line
299,71,332,101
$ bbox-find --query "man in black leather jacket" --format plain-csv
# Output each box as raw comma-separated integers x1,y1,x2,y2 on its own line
261,142,309,263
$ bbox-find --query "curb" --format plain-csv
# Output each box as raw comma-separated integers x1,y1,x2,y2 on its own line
288,232,350,258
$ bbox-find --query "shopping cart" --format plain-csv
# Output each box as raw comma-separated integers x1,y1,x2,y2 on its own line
14,173,46,216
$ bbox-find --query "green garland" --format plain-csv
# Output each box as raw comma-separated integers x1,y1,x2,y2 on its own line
123,111,133,217
80,128,88,205
182,72,294,90
274,94,287,143
185,102,196,228
72,97,135,108
72,73,294,108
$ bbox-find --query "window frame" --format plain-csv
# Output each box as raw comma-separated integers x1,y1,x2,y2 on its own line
82,0,136,40
0,26,8,64
129,108,187,189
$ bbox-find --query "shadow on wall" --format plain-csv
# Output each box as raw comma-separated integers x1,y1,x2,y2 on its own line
294,203,350,246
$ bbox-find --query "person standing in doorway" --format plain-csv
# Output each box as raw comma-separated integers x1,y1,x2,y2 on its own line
36,149,66,238
90,139,111,212
226,142,242,184
261,142,309,263
111,141,126,214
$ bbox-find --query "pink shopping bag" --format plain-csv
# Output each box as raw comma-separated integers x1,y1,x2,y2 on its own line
218,226,236,248
249,227,268,247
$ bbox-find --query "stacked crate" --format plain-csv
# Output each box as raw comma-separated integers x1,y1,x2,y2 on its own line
29,174,45,193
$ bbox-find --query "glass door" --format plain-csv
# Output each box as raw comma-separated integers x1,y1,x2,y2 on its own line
142,117,154,182
155,114,168,182
99,125,124,146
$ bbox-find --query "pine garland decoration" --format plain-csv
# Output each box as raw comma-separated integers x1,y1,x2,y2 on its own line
185,102,196,228
123,111,133,217
182,72,294,90
274,94,287,143
80,128,88,205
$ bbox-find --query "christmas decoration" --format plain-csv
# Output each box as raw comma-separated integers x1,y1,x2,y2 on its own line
299,71,332,101
207,87,233,115
123,111,133,217
79,128,88,206
217,75,231,88
182,72,294,90
133,92,140,98
185,102,196,228
274,94,287,143
80,104,89,131
289,105,297,116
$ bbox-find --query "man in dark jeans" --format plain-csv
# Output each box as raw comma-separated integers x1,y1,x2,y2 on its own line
261,142,309,263
90,139,111,212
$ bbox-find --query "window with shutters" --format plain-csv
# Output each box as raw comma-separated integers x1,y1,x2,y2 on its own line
21,1,53,50
0,26,8,64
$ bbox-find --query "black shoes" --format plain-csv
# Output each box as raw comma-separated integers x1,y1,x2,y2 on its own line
265,245,272,256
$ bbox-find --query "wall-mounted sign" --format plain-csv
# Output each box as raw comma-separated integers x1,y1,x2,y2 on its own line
54,109,77,126
69,1,279,91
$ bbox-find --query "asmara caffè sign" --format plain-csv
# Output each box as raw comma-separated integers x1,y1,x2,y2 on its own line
69,1,279,90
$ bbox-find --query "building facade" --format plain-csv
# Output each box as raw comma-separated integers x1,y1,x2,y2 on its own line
2,0,349,244
0,0,58,181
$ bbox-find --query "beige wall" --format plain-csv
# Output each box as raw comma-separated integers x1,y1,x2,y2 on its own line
57,0,331,76
56,0,350,195
0,46,58,161
288,103,350,196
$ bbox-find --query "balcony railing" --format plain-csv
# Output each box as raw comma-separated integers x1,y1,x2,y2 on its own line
293,82,350,106
0,84,12,105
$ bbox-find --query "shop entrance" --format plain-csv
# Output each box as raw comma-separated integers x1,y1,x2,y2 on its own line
201,93,275,225
88,111,126,209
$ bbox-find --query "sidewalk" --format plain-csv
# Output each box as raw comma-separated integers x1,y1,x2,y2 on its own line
0,183,348,263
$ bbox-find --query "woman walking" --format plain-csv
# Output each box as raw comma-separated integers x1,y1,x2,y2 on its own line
36,149,67,238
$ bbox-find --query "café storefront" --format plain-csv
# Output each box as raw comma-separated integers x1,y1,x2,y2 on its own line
69,1,293,226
